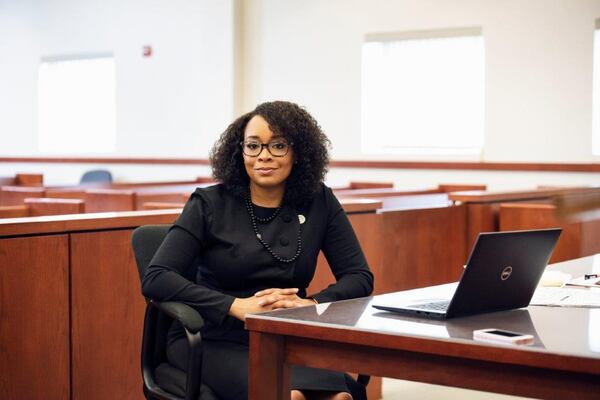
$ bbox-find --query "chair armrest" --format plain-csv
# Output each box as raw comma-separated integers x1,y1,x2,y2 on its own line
151,301,205,334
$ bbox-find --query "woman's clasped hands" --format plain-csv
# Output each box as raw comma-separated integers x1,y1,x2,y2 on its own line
229,288,316,321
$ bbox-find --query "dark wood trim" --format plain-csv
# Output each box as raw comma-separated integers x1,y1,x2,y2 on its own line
0,209,181,237
449,187,600,203
2,157,600,172
329,160,600,172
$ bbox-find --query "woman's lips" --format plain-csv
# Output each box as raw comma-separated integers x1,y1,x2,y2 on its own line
255,167,276,176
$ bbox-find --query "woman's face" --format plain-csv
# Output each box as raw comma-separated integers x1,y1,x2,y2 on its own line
242,115,294,192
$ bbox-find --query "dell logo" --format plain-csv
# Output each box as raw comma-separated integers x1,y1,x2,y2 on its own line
501,266,513,281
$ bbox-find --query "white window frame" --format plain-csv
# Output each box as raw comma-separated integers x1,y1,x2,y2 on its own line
37,53,117,154
361,27,485,157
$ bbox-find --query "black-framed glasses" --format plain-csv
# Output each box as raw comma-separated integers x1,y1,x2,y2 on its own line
240,139,293,157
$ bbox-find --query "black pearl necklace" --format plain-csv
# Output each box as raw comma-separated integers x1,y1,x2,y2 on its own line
244,193,302,263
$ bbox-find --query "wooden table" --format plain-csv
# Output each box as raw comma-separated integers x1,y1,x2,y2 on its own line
246,255,600,399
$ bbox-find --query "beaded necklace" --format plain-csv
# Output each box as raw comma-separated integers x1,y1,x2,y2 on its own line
244,193,302,263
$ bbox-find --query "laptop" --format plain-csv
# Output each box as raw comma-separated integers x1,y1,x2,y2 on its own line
372,228,562,319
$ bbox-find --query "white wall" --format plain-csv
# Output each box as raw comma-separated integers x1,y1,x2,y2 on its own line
240,0,600,163
0,0,235,158
3,0,600,189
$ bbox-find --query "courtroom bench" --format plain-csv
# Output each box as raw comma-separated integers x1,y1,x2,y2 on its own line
0,198,388,400
448,186,600,251
499,196,600,263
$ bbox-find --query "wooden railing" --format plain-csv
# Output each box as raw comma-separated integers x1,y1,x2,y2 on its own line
0,195,467,400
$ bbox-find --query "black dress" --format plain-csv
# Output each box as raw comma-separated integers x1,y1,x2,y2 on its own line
142,183,373,399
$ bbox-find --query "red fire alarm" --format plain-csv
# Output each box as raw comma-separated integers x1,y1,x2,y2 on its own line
143,45,153,57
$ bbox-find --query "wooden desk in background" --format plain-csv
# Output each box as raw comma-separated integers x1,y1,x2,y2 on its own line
449,186,600,252
247,255,600,400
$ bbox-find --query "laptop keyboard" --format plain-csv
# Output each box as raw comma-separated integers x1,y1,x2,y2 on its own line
412,300,450,311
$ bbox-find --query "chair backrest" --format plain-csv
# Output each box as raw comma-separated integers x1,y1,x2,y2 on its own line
80,169,113,184
131,224,172,283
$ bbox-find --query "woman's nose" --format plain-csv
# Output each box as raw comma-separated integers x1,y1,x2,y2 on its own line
257,146,272,160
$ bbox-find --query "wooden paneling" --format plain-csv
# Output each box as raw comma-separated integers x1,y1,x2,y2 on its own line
449,187,600,204
0,235,69,399
498,203,594,263
45,188,87,199
465,203,500,252
0,205,29,218
85,189,136,212
308,204,467,295
70,229,146,400
0,186,45,206
0,209,181,237
25,197,85,216
378,205,467,292
348,181,394,189
335,188,440,198
307,212,383,296
437,183,486,192
142,201,185,210
15,173,43,186
136,192,189,210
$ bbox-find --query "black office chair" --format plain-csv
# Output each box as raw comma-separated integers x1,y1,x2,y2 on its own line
80,169,113,184
132,224,369,400
132,224,219,400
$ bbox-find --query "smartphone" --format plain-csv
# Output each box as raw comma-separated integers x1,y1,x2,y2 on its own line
473,328,534,345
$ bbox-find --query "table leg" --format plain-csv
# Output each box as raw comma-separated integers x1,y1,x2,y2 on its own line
249,331,290,400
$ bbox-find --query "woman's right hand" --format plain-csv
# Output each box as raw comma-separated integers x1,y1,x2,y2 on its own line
228,288,300,321
228,297,268,321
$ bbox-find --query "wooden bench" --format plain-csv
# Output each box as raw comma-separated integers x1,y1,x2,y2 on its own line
25,198,85,216
449,186,600,251
141,201,186,210
0,186,45,206
0,210,181,400
0,200,386,400
85,189,136,212
346,181,394,189
0,199,86,218
0,205,29,218
45,188,88,199
14,173,44,186
0,173,43,186
499,198,600,263
135,191,190,210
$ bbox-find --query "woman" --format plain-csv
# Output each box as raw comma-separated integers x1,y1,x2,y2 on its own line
142,101,373,400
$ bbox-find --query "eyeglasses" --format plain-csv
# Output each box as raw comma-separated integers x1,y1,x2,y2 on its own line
240,139,292,157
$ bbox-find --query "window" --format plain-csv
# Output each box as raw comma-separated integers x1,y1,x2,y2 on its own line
593,23,600,155
38,54,117,153
361,28,485,155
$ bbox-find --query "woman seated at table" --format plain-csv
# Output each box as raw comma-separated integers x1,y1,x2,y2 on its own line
142,100,374,400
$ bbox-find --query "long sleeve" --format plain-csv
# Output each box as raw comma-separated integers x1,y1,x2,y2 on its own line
310,188,374,303
141,194,235,325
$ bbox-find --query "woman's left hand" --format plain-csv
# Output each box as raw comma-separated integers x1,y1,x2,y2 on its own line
254,288,316,309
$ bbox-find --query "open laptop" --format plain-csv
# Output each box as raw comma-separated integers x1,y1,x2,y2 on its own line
372,228,562,319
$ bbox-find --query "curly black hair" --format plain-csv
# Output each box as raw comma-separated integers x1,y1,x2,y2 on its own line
210,101,330,205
